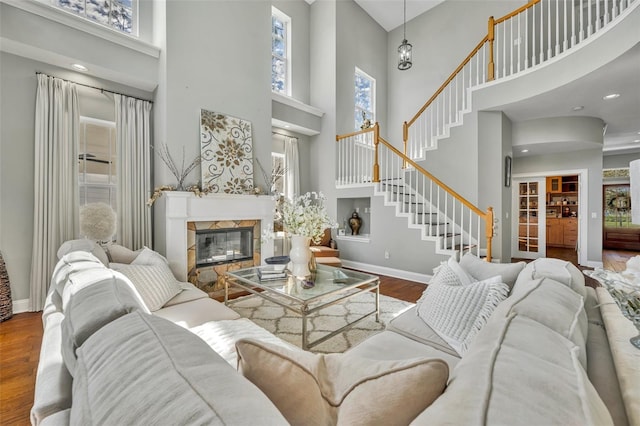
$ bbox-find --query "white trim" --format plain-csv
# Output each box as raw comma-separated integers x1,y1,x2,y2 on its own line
513,168,589,266
341,260,431,284
12,298,30,314
583,260,604,269
271,92,324,117
1,0,160,58
335,234,371,243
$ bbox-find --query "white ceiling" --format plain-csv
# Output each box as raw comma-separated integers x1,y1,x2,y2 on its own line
354,0,444,31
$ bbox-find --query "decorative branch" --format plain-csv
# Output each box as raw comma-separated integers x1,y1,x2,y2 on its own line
256,158,287,194
152,143,201,191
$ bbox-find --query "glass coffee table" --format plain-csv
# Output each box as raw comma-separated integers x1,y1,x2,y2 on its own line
225,265,380,350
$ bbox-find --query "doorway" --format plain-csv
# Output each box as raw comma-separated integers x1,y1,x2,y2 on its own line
512,169,587,265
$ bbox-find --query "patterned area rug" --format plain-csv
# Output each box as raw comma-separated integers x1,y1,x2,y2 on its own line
227,292,414,353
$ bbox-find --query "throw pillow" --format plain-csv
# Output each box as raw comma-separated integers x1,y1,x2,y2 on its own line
108,244,141,264
110,263,181,311
416,275,509,355
430,256,476,286
459,253,526,290
132,247,170,267
235,339,448,426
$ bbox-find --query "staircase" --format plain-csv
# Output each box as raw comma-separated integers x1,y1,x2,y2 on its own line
336,0,638,262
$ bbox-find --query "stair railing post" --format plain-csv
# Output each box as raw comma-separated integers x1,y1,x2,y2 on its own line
402,121,409,169
487,16,495,81
373,123,380,183
485,206,494,262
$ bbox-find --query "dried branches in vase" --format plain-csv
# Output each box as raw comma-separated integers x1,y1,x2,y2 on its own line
256,158,287,195
153,143,201,191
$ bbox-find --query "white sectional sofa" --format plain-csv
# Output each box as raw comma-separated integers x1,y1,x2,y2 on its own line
31,242,638,425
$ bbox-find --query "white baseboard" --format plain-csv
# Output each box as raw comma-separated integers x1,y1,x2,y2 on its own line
12,299,30,314
341,260,431,284
583,260,604,269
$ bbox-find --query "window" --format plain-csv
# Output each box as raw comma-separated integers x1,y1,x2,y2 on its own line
78,117,117,210
272,7,291,95
55,0,136,35
354,67,375,131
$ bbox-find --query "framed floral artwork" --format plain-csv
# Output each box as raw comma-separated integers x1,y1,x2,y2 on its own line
200,110,254,193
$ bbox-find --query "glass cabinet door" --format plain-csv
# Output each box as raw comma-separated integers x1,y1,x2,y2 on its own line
514,179,546,259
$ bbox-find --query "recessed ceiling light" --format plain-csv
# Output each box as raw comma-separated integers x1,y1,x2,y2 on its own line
603,93,620,100
572,106,584,111
634,139,640,143
71,63,88,72
521,149,529,153
284,125,290,128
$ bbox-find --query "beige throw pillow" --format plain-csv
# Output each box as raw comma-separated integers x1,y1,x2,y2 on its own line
110,263,181,311
235,339,448,426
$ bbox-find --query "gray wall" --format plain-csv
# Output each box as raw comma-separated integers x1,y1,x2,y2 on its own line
0,52,152,302
604,153,640,169
514,149,604,265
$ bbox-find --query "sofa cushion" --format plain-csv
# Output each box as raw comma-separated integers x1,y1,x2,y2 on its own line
162,281,209,307
30,312,72,426
236,338,448,426
459,253,526,289
56,239,109,266
309,245,340,258
347,330,462,370
494,277,588,368
154,297,241,328
110,263,181,311
52,252,106,297
515,257,586,298
61,273,146,375
416,275,509,355
71,312,288,425
412,314,613,426
386,306,459,357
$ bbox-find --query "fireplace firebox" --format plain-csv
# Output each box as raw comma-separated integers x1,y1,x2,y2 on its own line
196,227,254,267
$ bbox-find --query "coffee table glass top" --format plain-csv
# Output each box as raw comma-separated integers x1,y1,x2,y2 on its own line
226,264,378,303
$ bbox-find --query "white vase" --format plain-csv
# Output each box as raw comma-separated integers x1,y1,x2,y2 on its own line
289,235,312,278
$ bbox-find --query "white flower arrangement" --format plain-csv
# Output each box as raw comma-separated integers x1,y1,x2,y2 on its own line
277,192,337,244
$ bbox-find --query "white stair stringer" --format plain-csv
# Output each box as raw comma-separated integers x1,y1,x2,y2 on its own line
373,176,478,259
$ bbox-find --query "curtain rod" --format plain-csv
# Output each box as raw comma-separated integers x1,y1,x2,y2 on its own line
272,131,298,139
35,72,153,104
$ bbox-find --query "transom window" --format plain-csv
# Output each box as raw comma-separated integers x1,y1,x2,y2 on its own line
355,67,375,131
78,116,117,210
272,7,291,95
55,0,136,35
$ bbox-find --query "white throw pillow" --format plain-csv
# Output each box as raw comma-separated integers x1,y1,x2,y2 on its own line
132,247,170,267
430,257,476,286
417,275,509,355
110,263,181,311
57,239,109,266
459,253,526,289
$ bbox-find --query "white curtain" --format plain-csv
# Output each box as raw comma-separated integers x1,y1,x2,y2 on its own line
30,74,80,311
114,94,152,250
283,136,300,200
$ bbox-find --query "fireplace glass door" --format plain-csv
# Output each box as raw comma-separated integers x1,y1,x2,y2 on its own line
196,227,253,266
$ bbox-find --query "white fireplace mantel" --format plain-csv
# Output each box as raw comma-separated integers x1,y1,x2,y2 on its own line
154,192,275,280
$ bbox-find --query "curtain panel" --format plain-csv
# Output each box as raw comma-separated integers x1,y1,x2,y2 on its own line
115,94,152,250
30,74,80,311
283,136,300,200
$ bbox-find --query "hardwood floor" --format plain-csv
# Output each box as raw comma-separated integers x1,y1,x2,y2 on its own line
1,249,636,424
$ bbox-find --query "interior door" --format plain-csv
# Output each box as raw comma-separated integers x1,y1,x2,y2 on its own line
513,178,546,259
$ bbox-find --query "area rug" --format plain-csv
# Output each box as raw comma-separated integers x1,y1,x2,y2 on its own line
227,292,414,353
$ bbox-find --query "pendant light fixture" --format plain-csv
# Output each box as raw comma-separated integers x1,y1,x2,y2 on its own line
398,0,412,70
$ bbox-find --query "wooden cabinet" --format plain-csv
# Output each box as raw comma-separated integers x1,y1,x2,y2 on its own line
547,176,561,193
547,218,577,248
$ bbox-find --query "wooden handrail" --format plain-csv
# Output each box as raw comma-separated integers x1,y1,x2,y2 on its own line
335,126,377,142
494,0,541,24
378,136,486,217
407,35,489,128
